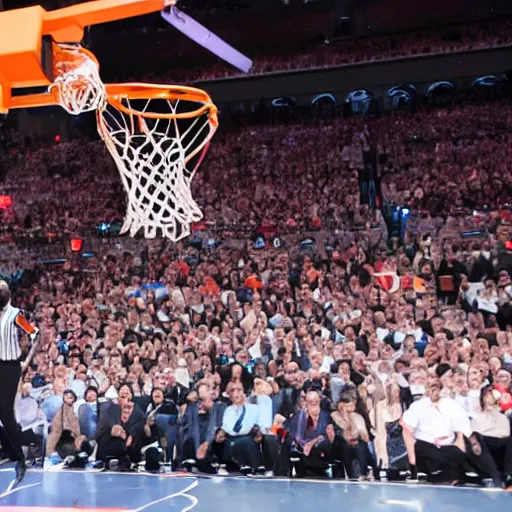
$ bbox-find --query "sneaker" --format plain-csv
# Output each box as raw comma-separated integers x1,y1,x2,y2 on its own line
74,452,89,469
505,475,512,491
63,455,76,467
13,461,27,487
217,464,229,476
427,469,446,484
86,461,104,471
482,478,502,489
181,459,196,472
256,466,266,475
240,465,253,476
161,463,172,474
48,453,62,466
108,459,120,471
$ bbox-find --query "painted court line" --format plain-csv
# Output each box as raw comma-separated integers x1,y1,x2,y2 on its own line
6,468,506,493
180,493,199,512
0,480,198,512
256,476,508,493
131,479,199,512
0,508,127,512
0,482,42,500
27,468,194,479
379,499,423,510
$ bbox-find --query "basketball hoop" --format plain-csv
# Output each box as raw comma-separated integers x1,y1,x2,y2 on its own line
0,1,225,242
7,37,219,242
47,44,218,242
49,44,106,115
97,84,218,241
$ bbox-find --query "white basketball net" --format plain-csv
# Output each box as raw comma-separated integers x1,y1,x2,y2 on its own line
97,96,214,241
49,44,106,115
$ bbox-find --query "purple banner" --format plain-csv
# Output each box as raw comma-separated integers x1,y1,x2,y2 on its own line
161,7,253,73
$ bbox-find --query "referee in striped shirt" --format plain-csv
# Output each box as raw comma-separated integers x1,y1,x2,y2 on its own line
0,280,39,486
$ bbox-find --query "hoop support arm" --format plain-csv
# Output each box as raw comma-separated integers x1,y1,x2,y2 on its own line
0,1,175,111
43,0,175,43
9,91,57,110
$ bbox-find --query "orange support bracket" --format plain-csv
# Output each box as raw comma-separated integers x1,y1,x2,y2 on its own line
0,83,11,114
0,0,175,112
42,0,175,43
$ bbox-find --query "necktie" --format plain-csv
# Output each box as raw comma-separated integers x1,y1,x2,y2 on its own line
233,405,246,433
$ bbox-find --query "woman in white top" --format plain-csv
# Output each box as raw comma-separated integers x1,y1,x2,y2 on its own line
471,386,512,489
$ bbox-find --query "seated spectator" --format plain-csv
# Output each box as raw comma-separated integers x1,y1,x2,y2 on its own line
95,385,146,470
331,387,372,479
179,382,227,472
280,389,335,477
145,386,178,463
494,369,512,398
15,383,47,459
402,377,502,486
46,390,90,465
141,407,166,472
219,381,274,474
272,362,303,422
77,386,100,441
471,386,512,489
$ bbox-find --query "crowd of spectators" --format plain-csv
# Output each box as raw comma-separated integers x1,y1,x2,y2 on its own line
2,99,512,243
0,92,512,487
170,18,512,82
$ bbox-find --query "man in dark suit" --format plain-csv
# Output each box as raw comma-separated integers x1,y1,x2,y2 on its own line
95,397,145,470
178,382,226,472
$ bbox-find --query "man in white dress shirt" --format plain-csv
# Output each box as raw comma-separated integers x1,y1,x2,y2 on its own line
220,382,273,473
402,377,502,485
